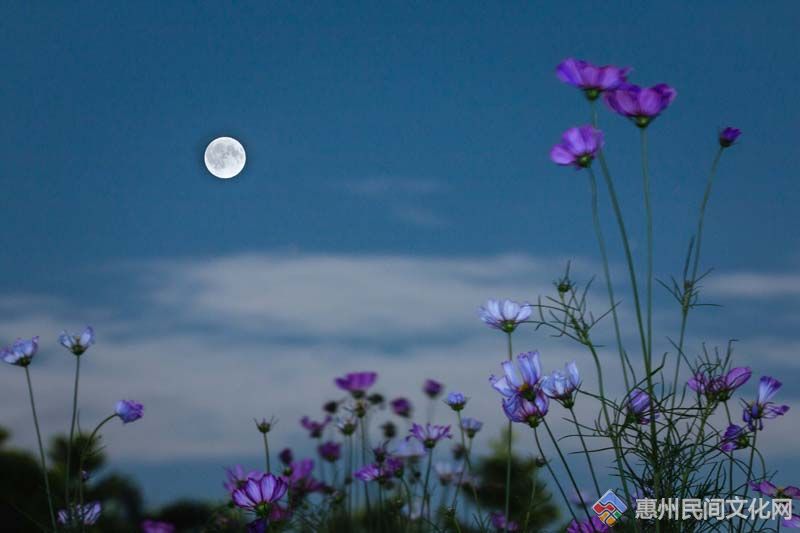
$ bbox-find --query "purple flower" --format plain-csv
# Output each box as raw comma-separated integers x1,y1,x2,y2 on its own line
300,415,332,438
224,465,261,493
567,516,610,533
141,520,176,533
784,514,800,528
626,389,657,425
390,397,413,418
460,417,483,438
317,441,341,463
490,512,520,532
489,351,542,401
502,392,549,427
719,127,742,148
749,480,800,499
444,392,468,411
393,438,426,459
604,83,677,128
285,459,324,496
688,366,751,402
57,501,101,526
479,299,531,333
423,379,444,399
550,126,604,169
556,58,631,100
59,326,95,356
1,337,39,367
355,458,403,483
742,376,790,431
409,423,452,449
541,360,581,408
232,473,288,519
278,448,293,466
335,372,377,398
115,400,144,424
435,462,463,485
719,424,750,453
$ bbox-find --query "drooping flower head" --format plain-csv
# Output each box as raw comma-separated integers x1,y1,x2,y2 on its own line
335,372,377,398
550,126,604,169
742,376,790,431
626,389,657,425
566,516,611,533
490,511,520,532
489,351,542,401
502,392,549,428
479,299,531,333
317,441,341,463
301,415,332,438
444,392,468,412
409,423,452,449
232,473,288,519
688,366,751,402
460,417,483,439
423,379,444,399
390,397,413,418
719,424,750,453
224,465,261,493
115,400,144,424
604,83,677,128
59,326,95,356
1,337,39,367
556,58,631,100
749,480,800,500
57,501,101,526
141,520,176,533
719,127,742,148
541,360,581,408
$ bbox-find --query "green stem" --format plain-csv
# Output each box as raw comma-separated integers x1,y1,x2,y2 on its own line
262,433,271,474
503,332,513,533
739,431,758,533
25,367,58,532
451,413,467,511
568,406,601,498
65,355,81,512
421,449,433,531
679,403,712,500
533,427,577,523
360,420,372,522
542,419,593,524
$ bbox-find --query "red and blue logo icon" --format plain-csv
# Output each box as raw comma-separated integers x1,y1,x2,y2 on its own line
592,489,628,527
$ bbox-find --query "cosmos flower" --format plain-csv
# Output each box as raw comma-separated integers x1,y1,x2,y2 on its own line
423,379,444,399
719,425,750,453
783,514,800,528
604,83,677,127
688,366,751,402
550,126,604,169
719,127,742,148
626,389,657,425
284,459,324,495
317,441,341,463
749,480,800,499
354,457,403,483
336,415,358,436
566,516,611,533
444,392,468,411
232,473,288,517
460,417,483,438
409,423,452,449
742,376,790,431
224,465,261,493
1,337,39,367
490,512,520,532
278,448,293,466
115,400,144,424
556,58,631,100
390,397,413,418
57,502,101,526
502,392,549,427
489,351,542,401
479,299,531,333
59,326,95,356
301,415,332,438
435,462,464,485
541,360,581,408
334,372,377,398
393,438,426,459
141,520,176,533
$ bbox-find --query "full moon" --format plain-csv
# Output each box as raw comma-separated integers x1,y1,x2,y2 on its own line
204,137,246,179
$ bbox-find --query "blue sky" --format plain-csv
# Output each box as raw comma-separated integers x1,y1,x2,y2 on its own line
2,1,799,508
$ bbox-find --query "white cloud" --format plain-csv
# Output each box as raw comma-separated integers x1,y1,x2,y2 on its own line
704,272,800,298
